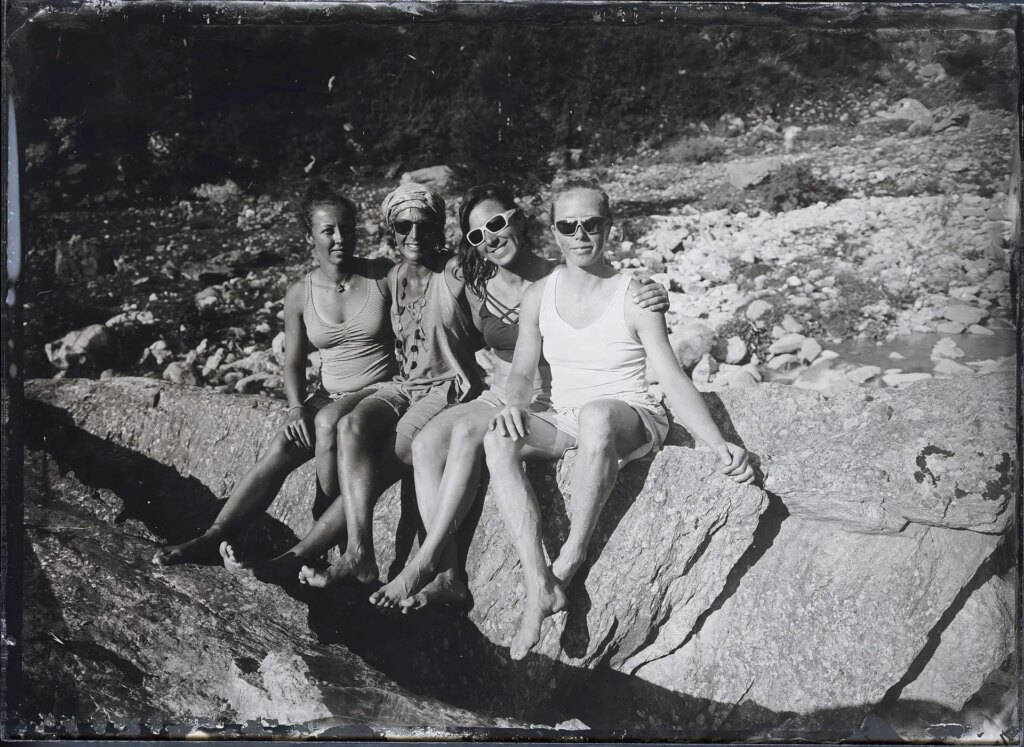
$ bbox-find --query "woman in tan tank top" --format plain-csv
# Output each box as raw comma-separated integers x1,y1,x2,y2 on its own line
225,183,483,588
153,181,397,568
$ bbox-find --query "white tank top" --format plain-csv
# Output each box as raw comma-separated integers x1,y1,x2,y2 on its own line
539,268,660,410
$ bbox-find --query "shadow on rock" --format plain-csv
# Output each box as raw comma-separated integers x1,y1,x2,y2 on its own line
25,399,301,562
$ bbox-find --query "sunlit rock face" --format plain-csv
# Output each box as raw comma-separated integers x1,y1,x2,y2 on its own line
19,373,1015,739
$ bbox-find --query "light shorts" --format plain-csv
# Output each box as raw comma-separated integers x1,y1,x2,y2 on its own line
363,379,459,444
476,385,551,409
477,356,552,409
303,380,396,411
531,399,671,468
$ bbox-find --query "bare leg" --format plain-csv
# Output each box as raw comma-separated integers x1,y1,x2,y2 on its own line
313,390,375,500
152,426,309,566
297,399,407,587
371,401,496,609
550,400,647,585
483,415,575,660
193,390,373,575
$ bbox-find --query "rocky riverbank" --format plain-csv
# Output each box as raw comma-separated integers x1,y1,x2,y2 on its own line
29,92,1015,401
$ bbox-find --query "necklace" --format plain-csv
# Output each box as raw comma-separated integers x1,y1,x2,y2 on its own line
319,267,353,293
395,266,434,373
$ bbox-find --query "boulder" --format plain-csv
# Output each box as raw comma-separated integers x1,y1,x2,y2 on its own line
798,338,822,364
44,324,119,373
745,300,773,322
629,517,999,735
900,566,1016,712
933,358,975,377
669,323,717,372
931,337,965,360
724,336,748,365
22,373,1015,737
24,378,767,728
768,333,806,355
847,365,882,384
401,165,454,192
726,157,783,189
19,450,526,736
883,372,933,388
943,304,986,326
877,98,934,130
162,360,198,386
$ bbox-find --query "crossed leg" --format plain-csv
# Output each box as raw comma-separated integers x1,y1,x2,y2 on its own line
484,399,647,660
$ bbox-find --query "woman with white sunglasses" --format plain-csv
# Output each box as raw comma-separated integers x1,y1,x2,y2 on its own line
368,183,670,611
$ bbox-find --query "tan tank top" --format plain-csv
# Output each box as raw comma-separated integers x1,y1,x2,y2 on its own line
390,265,483,401
303,272,397,394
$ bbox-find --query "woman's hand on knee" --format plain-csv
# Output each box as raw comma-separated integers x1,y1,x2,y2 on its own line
712,442,755,485
283,406,314,450
489,404,530,441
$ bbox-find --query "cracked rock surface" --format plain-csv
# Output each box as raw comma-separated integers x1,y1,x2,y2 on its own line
20,374,1017,738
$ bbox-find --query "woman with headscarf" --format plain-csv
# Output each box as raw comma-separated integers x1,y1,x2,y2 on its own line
223,182,486,585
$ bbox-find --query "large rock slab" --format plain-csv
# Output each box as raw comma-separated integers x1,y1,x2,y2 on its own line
22,374,1015,736
23,377,768,724
704,373,1015,534
17,450,525,738
628,517,1004,736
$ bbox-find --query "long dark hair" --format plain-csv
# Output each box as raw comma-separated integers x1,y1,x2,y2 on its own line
296,179,357,234
455,184,527,299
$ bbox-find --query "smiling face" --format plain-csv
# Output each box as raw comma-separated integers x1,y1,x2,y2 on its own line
550,188,611,268
306,203,356,267
467,198,524,268
391,206,443,264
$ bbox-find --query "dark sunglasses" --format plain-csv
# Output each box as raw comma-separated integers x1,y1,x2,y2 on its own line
554,216,609,236
393,219,440,236
466,208,518,247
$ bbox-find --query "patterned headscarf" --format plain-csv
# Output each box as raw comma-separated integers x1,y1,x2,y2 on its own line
380,182,446,229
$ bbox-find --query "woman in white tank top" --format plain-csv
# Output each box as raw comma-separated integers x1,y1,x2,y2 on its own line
483,182,756,661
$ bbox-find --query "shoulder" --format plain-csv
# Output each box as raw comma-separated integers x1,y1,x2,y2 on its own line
465,282,485,311
521,276,548,309
444,254,462,279
625,276,646,299
443,254,466,295
284,277,307,311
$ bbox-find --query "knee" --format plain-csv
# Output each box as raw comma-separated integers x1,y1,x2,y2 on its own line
395,434,414,466
314,412,338,444
450,418,485,448
576,404,617,453
483,428,518,468
411,429,439,466
335,413,373,450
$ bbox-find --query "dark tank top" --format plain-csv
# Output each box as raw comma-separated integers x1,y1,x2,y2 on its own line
478,288,521,363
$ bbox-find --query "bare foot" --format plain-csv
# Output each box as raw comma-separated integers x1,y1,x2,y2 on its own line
369,558,435,610
253,551,310,585
399,569,469,613
298,550,378,588
219,541,251,573
551,545,587,586
152,529,223,567
510,581,566,661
